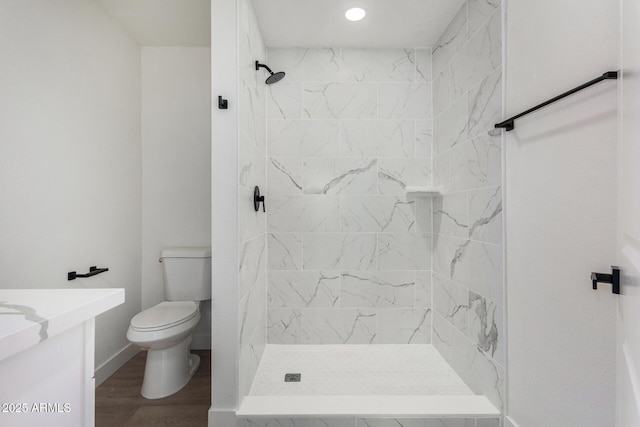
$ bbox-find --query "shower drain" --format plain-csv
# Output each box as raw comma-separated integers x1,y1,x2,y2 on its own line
284,373,301,382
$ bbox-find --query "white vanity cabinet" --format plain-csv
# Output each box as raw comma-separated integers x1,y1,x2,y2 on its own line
0,289,124,427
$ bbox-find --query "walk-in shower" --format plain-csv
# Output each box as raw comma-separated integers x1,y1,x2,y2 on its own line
212,0,506,424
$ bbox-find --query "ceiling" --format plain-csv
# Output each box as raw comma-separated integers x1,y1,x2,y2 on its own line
251,0,466,48
96,0,464,48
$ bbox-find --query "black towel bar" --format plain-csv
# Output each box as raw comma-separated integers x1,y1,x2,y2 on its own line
495,71,618,131
68,266,109,281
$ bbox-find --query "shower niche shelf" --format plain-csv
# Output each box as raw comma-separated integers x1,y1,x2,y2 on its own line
404,186,443,197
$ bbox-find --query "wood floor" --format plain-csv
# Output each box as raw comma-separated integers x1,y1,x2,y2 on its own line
95,350,211,426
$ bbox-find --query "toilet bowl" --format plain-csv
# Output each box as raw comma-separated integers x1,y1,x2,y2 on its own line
126,247,211,399
127,301,202,399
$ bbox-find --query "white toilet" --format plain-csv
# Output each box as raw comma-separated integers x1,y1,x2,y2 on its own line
127,247,211,399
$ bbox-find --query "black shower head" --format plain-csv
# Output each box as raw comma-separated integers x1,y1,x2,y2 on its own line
255,61,286,85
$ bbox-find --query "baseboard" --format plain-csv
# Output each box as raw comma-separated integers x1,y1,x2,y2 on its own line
504,415,520,427
191,332,212,350
208,409,236,427
94,343,139,387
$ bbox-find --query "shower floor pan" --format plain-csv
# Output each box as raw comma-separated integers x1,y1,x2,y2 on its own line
237,344,499,419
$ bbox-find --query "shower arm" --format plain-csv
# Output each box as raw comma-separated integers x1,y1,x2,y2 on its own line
255,61,274,74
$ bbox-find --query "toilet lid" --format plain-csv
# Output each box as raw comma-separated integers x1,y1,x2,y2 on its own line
130,301,199,331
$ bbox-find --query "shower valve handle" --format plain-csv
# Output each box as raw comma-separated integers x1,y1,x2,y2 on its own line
254,186,265,212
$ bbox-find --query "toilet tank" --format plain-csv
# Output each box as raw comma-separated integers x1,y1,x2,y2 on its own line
160,247,212,301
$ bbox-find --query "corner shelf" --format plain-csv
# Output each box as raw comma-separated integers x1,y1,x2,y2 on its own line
404,186,443,197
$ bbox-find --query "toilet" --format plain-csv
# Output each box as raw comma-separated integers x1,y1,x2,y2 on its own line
127,247,211,399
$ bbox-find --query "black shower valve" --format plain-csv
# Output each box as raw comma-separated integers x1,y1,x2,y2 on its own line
254,186,265,212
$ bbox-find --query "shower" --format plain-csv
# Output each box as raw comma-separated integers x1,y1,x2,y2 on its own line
211,0,506,423
255,61,285,84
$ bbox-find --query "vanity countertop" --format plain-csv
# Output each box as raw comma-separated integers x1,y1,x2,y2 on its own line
0,288,124,362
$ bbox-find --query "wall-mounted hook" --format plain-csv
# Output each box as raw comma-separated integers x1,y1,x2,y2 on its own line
218,96,228,110
591,266,620,294
254,186,265,212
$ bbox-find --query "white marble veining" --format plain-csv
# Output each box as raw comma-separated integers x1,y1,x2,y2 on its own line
433,236,502,303
268,270,341,308
433,273,470,334
449,326,504,410
432,3,468,75
415,120,433,157
268,195,340,232
341,120,415,157
468,291,503,364
268,48,341,82
239,234,267,299
415,271,433,309
0,289,124,362
267,309,301,344
268,232,303,270
341,196,415,232
434,66,452,116
267,119,340,157
378,83,432,120
434,95,469,155
376,309,432,344
340,271,415,308
268,82,302,119
303,233,377,270
304,158,378,195
415,49,433,83
303,83,377,119
378,158,431,195
449,135,501,191
468,186,502,244
469,0,501,36
239,131,267,189
468,67,502,139
239,275,267,352
341,48,416,82
268,157,303,195
450,8,501,100
433,193,469,238
378,233,432,270
301,309,377,344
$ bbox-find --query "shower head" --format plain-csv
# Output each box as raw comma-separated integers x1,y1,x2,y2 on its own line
255,61,286,85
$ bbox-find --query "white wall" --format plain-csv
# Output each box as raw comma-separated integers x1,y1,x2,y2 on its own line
141,47,211,346
210,0,240,420
0,0,141,370
505,0,618,425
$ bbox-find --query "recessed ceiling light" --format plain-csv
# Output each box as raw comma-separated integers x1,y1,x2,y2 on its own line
345,7,366,22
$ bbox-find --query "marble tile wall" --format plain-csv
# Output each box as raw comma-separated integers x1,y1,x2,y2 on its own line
237,0,268,399
266,47,433,345
431,0,505,412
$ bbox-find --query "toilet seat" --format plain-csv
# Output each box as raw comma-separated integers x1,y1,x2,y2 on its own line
130,301,199,332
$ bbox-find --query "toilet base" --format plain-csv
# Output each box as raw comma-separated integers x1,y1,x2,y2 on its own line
140,335,200,399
